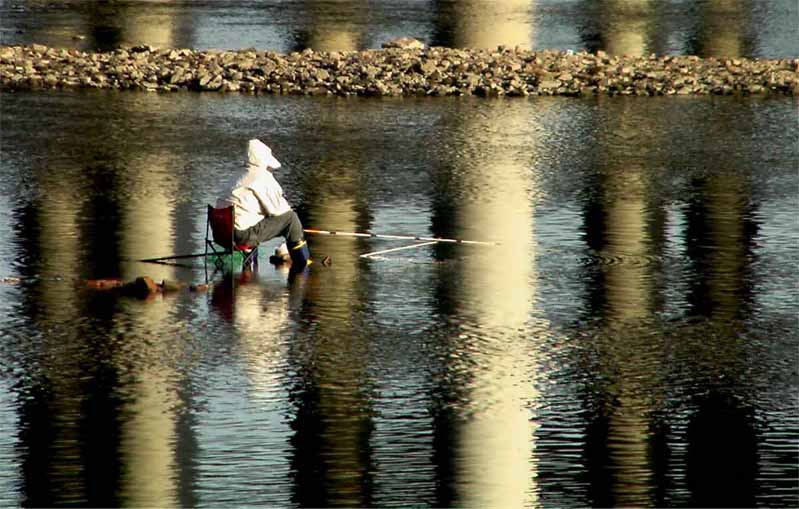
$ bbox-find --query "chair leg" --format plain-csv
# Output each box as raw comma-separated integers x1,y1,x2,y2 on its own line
242,247,258,271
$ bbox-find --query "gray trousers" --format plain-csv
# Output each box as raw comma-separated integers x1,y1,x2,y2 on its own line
234,210,304,247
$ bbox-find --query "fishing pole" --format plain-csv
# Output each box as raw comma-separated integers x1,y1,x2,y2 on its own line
303,229,500,246
139,252,210,263
360,241,438,259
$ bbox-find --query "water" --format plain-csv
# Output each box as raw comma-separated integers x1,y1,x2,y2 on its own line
1,87,797,507
1,1,799,508
1,0,798,59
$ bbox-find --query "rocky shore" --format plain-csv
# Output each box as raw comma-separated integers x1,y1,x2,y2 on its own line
1,39,797,97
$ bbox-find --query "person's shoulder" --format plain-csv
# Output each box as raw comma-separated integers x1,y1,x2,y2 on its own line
258,170,281,185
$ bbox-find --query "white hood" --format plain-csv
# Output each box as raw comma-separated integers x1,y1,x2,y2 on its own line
247,139,282,170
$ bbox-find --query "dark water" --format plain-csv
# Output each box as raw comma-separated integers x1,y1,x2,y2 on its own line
1,1,799,507
1,0,798,59
1,89,797,507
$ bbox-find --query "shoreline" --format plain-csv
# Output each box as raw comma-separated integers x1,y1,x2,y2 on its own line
1,41,797,97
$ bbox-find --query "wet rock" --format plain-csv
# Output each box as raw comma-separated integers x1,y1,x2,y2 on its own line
1,43,796,97
86,278,124,289
122,276,159,298
382,37,424,50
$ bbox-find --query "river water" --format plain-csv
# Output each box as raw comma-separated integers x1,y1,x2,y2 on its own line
1,1,798,509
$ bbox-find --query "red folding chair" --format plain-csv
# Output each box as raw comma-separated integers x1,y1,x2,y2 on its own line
205,205,259,279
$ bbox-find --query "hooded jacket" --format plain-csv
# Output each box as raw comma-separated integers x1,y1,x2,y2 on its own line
217,139,293,231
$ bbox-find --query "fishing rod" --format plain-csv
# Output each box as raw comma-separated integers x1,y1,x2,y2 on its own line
138,228,496,264
360,241,438,259
303,229,500,246
139,252,210,263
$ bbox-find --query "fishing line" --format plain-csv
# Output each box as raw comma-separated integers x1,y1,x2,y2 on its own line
303,228,499,246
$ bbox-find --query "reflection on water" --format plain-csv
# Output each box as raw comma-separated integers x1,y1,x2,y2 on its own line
430,96,542,505
0,90,797,507
433,0,533,49
2,0,797,58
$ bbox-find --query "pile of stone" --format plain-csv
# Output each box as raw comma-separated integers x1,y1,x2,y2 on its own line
1,39,797,97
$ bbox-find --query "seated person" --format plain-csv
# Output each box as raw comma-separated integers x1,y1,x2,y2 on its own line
217,139,311,269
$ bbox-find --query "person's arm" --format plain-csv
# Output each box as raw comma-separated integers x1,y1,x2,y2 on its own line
251,174,292,217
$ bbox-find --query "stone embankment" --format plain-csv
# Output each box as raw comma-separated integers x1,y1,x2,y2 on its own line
1,39,797,97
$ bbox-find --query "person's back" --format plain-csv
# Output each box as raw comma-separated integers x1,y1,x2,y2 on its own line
217,139,310,269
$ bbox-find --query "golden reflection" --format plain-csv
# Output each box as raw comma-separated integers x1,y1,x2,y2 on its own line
696,175,750,321
602,170,651,323
24,167,86,503
302,0,361,51
292,156,371,506
600,0,654,57
233,277,290,393
592,103,660,506
118,154,177,284
117,340,180,508
442,100,541,508
446,0,533,49
35,175,80,319
116,5,179,49
112,103,185,507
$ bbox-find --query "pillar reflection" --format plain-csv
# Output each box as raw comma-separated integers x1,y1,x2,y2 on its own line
22,0,194,51
288,122,375,507
685,175,757,321
690,0,752,58
294,0,363,52
433,0,534,49
428,98,543,507
9,94,195,507
580,102,667,507
115,298,183,508
679,104,759,505
118,152,178,284
579,0,658,57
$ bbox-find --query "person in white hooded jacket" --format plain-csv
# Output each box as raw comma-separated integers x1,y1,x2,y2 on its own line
217,139,311,269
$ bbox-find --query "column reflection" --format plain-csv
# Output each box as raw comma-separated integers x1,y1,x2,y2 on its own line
294,0,364,52
22,0,194,51
118,151,178,284
690,0,752,58
15,182,88,505
580,100,667,507
287,112,375,507
10,96,195,507
113,300,183,508
680,104,759,507
433,0,534,49
579,0,658,57
428,4,543,505
429,101,544,507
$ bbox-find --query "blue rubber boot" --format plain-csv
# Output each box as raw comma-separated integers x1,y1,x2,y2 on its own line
288,239,311,270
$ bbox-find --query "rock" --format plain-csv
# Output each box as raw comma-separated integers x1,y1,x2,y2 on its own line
86,278,124,289
413,60,438,76
122,276,159,298
313,68,330,81
0,47,16,61
0,43,796,97
382,37,424,50
169,68,187,84
539,79,562,90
